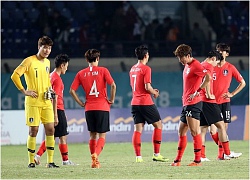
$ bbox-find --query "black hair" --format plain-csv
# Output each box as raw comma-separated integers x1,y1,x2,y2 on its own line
207,50,223,61
84,49,100,63
54,54,70,68
216,43,230,53
135,45,148,60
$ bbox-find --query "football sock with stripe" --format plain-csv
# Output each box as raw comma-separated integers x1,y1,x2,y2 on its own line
27,135,36,164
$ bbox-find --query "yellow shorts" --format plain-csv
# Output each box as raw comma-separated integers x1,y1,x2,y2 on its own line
25,105,54,126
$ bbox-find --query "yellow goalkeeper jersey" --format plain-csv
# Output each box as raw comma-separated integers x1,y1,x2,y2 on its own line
14,55,52,107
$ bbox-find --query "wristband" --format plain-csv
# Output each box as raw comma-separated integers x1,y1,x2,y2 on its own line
197,88,202,92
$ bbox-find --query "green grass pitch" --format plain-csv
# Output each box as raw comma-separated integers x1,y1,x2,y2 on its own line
1,140,249,179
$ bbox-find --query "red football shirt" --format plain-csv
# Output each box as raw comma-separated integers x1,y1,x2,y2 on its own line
70,66,114,111
182,59,207,106
200,61,216,103
213,62,243,104
129,62,154,105
50,71,64,110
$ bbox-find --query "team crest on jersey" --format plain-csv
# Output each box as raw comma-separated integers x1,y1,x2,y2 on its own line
223,69,228,76
186,68,190,74
46,66,50,73
29,118,34,123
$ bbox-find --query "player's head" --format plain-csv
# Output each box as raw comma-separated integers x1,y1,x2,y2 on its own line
54,54,70,74
38,36,53,47
173,44,192,65
207,50,223,61
85,49,100,63
37,36,53,58
216,43,230,53
207,50,222,66
135,45,149,60
216,43,230,60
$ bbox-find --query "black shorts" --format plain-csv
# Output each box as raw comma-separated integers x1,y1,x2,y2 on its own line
85,110,110,133
218,102,231,123
131,104,161,125
54,110,69,137
200,102,224,126
180,101,202,124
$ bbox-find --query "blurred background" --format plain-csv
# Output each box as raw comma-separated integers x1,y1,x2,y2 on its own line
1,1,249,110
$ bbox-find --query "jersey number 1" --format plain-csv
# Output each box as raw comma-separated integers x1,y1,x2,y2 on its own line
89,80,99,97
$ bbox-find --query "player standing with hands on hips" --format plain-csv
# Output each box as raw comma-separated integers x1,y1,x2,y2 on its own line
209,43,245,160
69,49,116,168
129,45,168,163
11,36,59,168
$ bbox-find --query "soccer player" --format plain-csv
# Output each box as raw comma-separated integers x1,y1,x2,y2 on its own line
69,49,116,168
34,54,75,165
210,43,246,160
171,44,210,166
10,36,59,168
199,50,235,161
129,45,168,163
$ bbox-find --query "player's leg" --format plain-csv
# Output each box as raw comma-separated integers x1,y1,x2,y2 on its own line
55,110,74,165
171,120,188,166
200,109,210,162
186,102,202,166
42,106,59,168
25,105,40,168
131,105,144,162
147,105,168,162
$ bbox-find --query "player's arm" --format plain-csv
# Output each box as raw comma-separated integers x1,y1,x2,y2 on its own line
11,71,38,98
52,94,59,126
107,82,116,104
69,88,85,107
223,78,246,98
145,83,159,98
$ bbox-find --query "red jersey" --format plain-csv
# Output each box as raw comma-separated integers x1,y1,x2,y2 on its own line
129,62,154,105
70,66,114,111
50,71,64,110
213,62,243,104
200,61,216,103
182,59,207,106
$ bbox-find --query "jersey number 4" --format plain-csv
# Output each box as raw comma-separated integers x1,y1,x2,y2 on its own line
89,80,100,97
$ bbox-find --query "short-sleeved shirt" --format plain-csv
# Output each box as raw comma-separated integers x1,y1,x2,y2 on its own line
129,62,154,105
182,59,207,106
213,62,244,104
70,66,114,111
200,61,216,103
50,71,64,110
14,55,52,107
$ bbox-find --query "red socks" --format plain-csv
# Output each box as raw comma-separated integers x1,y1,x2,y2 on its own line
89,139,97,154
96,138,105,156
59,144,69,161
201,145,206,158
175,135,187,162
152,128,162,154
132,131,141,156
37,140,46,156
211,132,219,145
193,134,202,162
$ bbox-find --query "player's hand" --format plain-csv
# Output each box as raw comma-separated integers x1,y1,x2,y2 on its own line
54,116,59,126
153,89,159,98
206,93,215,99
222,92,233,99
188,91,199,101
80,101,85,108
107,99,115,104
25,90,38,98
